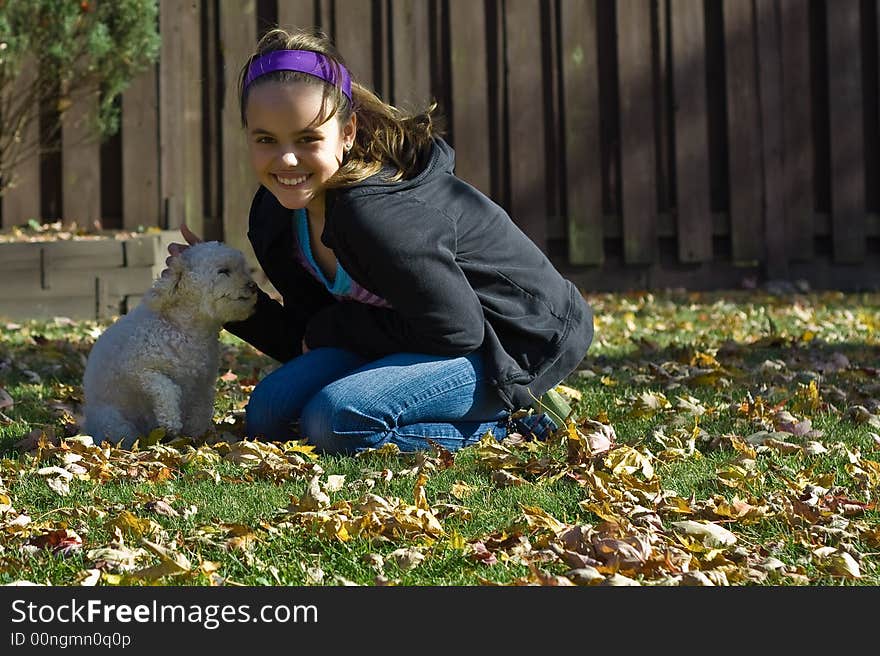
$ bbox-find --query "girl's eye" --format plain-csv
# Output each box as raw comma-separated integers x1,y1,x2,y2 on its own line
218,268,230,276
255,136,274,144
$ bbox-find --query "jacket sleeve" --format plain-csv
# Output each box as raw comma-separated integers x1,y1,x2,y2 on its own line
303,195,485,358
222,185,332,363
223,290,309,363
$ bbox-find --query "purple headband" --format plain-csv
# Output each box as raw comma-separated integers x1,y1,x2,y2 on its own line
244,50,352,100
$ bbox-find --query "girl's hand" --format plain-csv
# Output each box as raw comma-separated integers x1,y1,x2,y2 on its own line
163,222,204,274
301,338,310,354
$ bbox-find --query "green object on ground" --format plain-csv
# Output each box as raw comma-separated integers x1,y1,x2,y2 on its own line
533,387,571,425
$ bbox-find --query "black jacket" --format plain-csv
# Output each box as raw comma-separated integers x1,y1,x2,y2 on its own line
226,138,593,410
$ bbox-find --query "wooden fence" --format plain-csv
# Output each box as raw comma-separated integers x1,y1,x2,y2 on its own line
0,230,179,320
1,0,878,293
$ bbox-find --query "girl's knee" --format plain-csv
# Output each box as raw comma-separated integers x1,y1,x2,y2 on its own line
300,387,387,454
245,380,291,440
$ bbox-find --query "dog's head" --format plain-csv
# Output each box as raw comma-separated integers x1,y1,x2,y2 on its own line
146,242,258,324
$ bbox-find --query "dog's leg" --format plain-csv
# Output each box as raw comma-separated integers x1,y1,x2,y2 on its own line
83,404,141,449
137,369,184,436
183,384,216,437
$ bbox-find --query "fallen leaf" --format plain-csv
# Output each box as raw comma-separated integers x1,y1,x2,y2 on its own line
671,520,737,548
815,548,861,579
388,547,425,570
29,529,83,555
133,539,192,581
602,573,641,586
15,428,60,452
0,386,13,411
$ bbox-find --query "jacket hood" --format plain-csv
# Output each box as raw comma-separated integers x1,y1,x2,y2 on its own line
336,137,456,198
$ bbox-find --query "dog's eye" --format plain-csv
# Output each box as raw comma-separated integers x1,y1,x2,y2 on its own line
218,268,230,276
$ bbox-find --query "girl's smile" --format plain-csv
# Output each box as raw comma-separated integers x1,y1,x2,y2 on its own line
274,172,311,188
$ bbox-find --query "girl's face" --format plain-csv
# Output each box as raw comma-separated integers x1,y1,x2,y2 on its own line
246,80,356,214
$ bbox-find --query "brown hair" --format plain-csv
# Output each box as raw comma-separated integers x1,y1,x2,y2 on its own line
238,27,445,186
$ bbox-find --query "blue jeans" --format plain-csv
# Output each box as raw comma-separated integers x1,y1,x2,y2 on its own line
245,347,510,454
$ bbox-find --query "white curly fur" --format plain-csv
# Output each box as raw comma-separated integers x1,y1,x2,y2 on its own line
82,241,258,447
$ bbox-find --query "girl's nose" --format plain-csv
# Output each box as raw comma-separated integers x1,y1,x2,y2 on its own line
281,151,298,166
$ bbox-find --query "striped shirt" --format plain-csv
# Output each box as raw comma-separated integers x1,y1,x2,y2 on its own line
293,209,391,308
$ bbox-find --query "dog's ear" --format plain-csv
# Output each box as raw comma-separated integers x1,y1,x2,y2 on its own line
144,256,185,312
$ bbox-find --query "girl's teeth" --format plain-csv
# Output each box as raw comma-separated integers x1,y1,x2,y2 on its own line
277,174,307,185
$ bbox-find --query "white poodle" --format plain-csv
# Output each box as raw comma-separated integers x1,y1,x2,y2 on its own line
82,241,258,447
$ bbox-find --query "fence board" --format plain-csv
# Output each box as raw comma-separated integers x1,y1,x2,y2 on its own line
391,0,431,109
780,0,813,261
335,1,377,90
449,0,491,195
655,0,670,216
1,59,41,228
201,0,223,241
0,270,42,293
506,0,547,252
827,0,865,263
277,0,317,31
617,0,656,264
3,267,144,300
158,0,204,234
159,0,184,230
561,0,603,265
318,0,333,34
723,0,763,263
670,0,712,263
181,0,204,235
61,85,101,226
220,0,260,264
124,233,171,267
44,240,124,269
0,297,97,321
756,0,786,278
121,67,160,230
0,243,42,268
488,0,507,205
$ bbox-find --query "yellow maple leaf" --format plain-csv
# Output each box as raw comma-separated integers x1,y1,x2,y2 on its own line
521,505,566,534
413,472,430,511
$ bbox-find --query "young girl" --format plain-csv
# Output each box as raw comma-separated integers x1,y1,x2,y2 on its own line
170,27,593,454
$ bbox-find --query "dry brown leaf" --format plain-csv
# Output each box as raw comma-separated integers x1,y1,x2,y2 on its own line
565,566,604,585
521,505,567,535
29,529,82,555
143,499,179,517
413,471,430,511
16,428,60,452
74,569,101,586
0,386,13,411
388,547,425,570
86,545,147,572
105,511,162,540
468,540,498,565
815,548,861,579
580,419,616,456
604,445,655,480
325,474,346,492
671,520,737,548
298,476,331,511
602,573,641,586
450,481,474,500
133,538,192,581
492,469,526,487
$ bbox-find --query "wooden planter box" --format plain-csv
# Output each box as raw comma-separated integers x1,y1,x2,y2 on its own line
0,231,179,321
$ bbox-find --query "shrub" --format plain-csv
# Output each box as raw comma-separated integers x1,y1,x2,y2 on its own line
0,0,160,193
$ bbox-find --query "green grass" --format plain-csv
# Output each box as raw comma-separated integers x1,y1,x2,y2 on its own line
1,290,879,586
